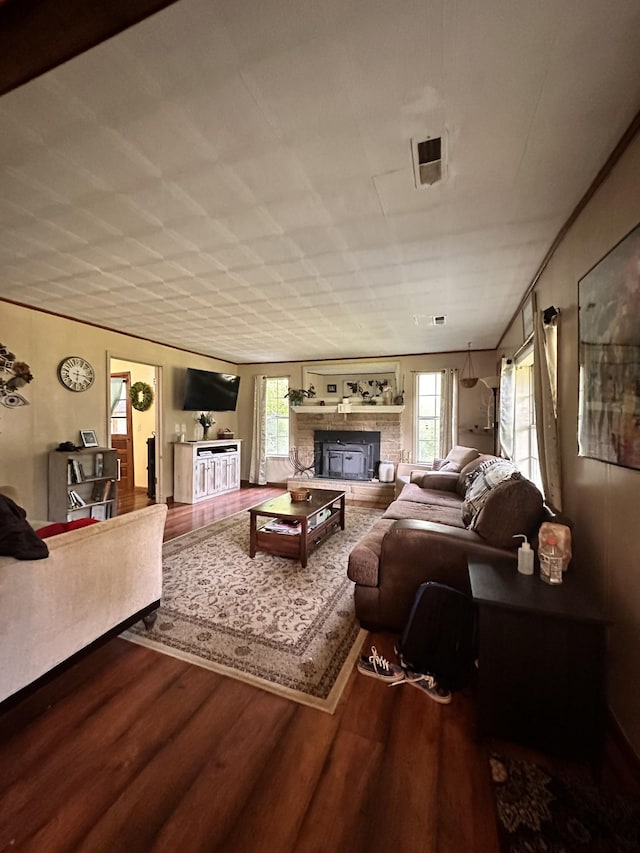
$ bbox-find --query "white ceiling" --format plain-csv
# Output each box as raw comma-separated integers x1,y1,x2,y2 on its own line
0,0,639,363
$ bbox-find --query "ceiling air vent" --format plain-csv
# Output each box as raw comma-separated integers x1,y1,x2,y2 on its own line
412,136,444,188
431,315,446,326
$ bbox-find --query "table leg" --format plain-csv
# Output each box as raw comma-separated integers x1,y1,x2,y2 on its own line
339,494,345,530
249,512,257,558
300,518,308,568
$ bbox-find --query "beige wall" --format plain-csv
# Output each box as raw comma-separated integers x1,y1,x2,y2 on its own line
0,303,237,519
497,133,640,758
236,350,498,482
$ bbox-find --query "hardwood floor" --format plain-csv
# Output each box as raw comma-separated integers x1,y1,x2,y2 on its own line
1,485,636,851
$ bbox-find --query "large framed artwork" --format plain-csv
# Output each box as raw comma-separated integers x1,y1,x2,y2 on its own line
578,222,640,469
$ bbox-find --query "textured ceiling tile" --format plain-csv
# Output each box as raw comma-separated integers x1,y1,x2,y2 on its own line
228,265,282,286
77,191,161,235
117,104,217,178
169,217,237,252
221,206,282,243
1,0,640,361
210,243,262,271
128,181,207,225
304,252,358,277
267,193,332,232
15,150,102,202
0,167,62,214
170,163,255,218
247,236,302,264
41,204,120,244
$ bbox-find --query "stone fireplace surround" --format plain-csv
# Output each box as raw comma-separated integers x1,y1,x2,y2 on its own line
292,411,401,477
288,410,402,505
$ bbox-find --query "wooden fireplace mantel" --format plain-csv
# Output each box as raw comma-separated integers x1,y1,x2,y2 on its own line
290,405,404,414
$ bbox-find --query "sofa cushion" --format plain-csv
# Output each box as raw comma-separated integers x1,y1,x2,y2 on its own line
393,483,463,510
439,445,481,473
383,498,466,528
474,478,544,548
410,471,459,491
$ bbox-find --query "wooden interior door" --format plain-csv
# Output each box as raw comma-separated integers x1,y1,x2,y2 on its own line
110,373,134,491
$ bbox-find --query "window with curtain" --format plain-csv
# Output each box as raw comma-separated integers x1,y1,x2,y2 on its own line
265,377,289,456
512,346,542,490
415,371,443,463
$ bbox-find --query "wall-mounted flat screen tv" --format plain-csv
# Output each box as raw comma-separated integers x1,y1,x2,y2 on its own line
182,368,241,412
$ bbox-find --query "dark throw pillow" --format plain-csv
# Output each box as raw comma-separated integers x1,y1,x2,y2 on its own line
0,494,49,560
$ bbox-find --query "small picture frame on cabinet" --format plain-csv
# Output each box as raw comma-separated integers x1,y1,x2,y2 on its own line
80,429,98,448
91,504,107,521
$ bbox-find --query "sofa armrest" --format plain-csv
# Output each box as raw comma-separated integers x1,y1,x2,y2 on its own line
379,519,516,585
360,519,517,632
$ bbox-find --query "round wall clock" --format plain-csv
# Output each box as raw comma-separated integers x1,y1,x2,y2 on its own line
57,356,95,392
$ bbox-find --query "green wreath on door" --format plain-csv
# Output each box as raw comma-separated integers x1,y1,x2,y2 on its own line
130,381,154,412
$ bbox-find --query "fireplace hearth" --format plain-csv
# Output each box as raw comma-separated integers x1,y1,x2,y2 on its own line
314,430,381,481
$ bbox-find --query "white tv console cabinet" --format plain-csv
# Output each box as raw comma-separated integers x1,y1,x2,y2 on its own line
173,439,241,504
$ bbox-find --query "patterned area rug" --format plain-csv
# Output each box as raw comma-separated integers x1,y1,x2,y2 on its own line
123,505,381,713
490,752,640,852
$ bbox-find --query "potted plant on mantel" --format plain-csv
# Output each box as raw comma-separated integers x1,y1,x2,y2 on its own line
284,385,316,406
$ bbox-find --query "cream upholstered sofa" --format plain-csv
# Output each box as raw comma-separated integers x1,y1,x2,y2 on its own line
0,488,167,704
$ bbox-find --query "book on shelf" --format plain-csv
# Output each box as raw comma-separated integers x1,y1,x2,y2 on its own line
90,479,113,503
68,489,86,508
67,459,84,483
263,518,302,535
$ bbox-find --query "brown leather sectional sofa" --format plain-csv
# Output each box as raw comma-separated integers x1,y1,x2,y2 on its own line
347,446,566,632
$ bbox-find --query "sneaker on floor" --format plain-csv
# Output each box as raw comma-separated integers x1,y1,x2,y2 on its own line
403,670,452,704
357,645,405,684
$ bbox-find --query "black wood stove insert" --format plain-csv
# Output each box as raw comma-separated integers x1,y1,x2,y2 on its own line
313,430,381,481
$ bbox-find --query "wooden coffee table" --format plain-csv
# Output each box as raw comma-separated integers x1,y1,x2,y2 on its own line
248,488,346,568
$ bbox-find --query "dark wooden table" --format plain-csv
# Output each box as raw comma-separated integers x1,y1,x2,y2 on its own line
469,558,609,765
248,489,346,568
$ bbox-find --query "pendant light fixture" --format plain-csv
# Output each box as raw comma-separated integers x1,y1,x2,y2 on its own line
460,342,478,388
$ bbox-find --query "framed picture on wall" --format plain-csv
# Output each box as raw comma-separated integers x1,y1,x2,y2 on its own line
326,383,337,394
578,222,640,470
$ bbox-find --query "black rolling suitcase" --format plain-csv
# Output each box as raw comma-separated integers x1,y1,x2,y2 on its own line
396,582,476,692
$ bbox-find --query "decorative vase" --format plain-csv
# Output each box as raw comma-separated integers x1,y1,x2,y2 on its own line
382,387,394,406
202,426,210,440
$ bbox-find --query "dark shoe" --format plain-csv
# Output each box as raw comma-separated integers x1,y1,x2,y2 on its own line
357,645,405,684
403,669,451,704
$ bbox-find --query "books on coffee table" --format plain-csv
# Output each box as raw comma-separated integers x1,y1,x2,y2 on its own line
263,518,302,535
